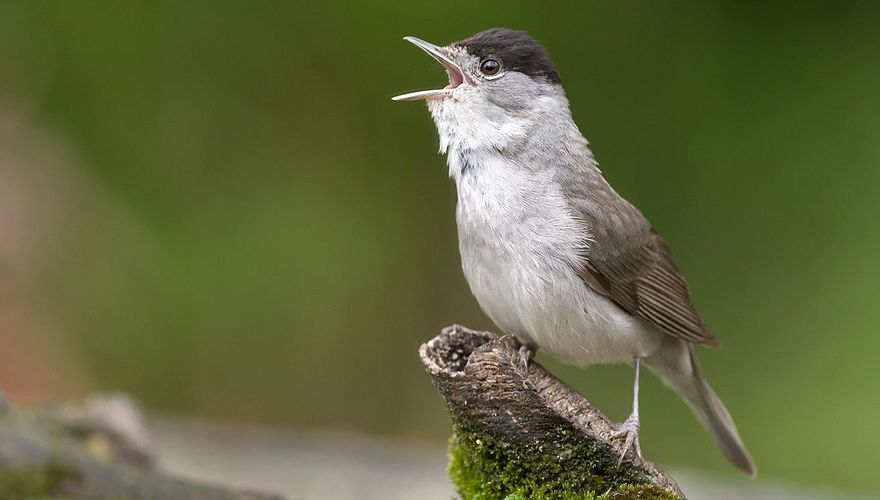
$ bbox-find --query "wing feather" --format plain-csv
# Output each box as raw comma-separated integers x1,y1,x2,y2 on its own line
564,167,719,347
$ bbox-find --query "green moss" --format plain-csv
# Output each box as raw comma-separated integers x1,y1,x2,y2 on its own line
0,462,81,499
448,430,678,500
607,485,679,499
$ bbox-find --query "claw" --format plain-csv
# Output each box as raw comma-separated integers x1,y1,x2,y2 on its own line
614,356,643,466
613,413,642,466
517,345,533,370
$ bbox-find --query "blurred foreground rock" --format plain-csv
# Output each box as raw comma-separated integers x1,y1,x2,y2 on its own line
0,392,279,499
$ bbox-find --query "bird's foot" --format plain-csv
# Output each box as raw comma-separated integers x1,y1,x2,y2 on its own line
517,345,533,370
612,413,642,466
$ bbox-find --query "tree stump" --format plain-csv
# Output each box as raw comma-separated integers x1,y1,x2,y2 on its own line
420,325,684,499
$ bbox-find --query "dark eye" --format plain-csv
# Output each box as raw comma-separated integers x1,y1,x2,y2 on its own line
480,58,501,76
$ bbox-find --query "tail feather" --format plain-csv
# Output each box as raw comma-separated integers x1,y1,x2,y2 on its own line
685,345,757,477
645,340,757,477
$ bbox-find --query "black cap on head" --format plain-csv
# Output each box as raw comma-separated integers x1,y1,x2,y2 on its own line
455,28,561,84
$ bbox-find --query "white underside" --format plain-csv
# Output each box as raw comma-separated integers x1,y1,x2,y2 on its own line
453,152,662,367
425,89,664,367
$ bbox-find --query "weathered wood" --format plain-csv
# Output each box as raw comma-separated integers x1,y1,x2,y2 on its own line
420,325,684,499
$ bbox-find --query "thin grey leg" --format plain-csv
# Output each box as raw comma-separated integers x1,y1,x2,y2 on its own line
614,356,642,465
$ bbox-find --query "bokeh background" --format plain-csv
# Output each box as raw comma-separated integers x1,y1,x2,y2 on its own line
1,0,878,496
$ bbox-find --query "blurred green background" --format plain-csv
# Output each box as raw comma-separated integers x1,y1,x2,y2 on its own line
1,0,878,495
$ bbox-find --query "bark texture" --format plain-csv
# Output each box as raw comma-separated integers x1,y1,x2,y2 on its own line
420,324,684,499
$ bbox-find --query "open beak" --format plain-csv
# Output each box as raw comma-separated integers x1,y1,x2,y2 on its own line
392,36,473,101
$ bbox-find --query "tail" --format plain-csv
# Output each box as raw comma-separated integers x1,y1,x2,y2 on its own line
644,339,757,477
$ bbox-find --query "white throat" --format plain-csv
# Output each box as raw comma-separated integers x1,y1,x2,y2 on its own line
427,96,533,180
426,90,572,182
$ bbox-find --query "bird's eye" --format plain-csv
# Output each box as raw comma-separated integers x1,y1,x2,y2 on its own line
480,59,501,76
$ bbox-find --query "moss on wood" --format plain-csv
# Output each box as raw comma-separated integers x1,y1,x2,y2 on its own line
421,326,683,500
448,430,678,500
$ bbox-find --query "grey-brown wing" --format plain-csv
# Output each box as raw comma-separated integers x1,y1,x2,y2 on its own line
564,169,718,347
579,226,719,347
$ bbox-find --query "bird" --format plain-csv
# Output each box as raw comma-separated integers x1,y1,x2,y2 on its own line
392,28,756,476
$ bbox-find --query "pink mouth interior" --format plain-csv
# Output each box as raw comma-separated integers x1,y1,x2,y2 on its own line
441,61,465,89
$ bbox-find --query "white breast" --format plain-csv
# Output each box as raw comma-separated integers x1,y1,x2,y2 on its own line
451,151,661,366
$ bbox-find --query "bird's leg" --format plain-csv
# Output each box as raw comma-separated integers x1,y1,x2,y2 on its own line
614,356,642,465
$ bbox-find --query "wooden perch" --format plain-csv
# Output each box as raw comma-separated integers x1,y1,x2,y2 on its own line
0,393,279,499
420,325,685,499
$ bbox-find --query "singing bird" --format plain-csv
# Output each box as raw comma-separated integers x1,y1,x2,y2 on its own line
393,28,755,476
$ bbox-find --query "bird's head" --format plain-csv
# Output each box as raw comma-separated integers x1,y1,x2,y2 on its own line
393,28,566,152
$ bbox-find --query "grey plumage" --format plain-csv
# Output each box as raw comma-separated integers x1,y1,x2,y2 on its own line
560,164,719,347
643,338,756,475
394,28,756,477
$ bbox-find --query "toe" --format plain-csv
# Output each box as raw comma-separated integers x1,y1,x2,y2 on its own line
517,345,532,368
613,414,642,465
